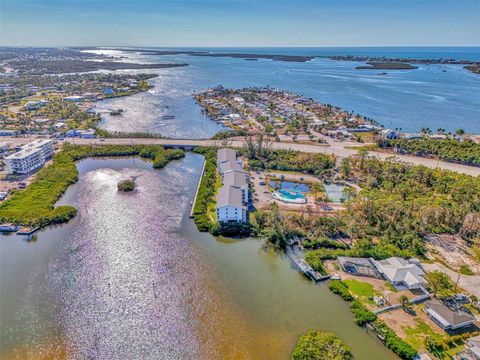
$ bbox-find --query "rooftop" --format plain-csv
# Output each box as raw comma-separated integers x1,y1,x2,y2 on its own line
216,185,246,209
425,300,476,328
372,257,425,287
217,148,237,164
223,170,248,188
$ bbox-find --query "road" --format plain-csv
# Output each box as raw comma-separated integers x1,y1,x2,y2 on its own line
3,136,480,176
423,263,480,298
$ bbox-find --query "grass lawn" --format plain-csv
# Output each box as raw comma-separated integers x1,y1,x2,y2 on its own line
404,319,439,350
207,169,222,222
384,281,398,293
344,279,376,304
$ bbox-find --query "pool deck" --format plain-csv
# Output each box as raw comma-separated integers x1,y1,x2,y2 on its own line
250,170,346,212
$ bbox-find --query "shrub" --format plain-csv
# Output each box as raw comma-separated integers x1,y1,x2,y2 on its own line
328,280,353,301
117,179,135,192
291,330,352,360
350,300,377,326
375,321,417,360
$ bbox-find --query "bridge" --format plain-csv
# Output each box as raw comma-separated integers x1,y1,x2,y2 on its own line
2,136,479,176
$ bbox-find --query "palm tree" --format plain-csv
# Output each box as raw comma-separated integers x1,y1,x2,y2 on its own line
399,295,410,310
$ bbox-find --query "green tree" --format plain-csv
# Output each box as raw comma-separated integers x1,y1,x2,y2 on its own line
310,182,324,203
291,330,352,360
399,295,410,310
425,271,454,298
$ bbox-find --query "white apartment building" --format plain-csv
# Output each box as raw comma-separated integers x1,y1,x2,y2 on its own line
216,185,247,223
4,139,54,174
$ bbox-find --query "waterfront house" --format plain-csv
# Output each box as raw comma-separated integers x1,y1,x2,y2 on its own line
370,257,426,290
223,170,249,204
424,300,476,331
216,185,247,223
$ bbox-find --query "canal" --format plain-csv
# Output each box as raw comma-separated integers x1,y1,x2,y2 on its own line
0,154,397,359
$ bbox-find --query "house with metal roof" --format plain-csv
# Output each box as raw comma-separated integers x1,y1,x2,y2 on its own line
424,300,476,331
370,257,426,290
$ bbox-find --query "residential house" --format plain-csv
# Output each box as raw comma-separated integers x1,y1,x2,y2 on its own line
424,300,476,331
371,257,426,290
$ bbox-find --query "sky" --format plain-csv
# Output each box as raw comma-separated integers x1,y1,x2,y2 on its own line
1,0,479,47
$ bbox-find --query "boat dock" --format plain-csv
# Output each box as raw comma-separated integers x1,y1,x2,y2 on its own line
17,226,40,235
189,159,206,218
294,258,330,282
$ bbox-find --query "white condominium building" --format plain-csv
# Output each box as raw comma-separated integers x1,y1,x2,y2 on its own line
4,139,54,174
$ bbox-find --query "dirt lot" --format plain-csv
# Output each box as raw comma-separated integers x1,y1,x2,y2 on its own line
425,234,480,274
378,304,444,341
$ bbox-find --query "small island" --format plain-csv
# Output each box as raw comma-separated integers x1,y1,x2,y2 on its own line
356,61,418,70
117,179,136,192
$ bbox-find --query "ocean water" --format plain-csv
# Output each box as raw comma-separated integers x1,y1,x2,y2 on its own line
92,47,480,138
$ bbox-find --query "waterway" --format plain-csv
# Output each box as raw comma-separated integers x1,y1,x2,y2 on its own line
91,47,480,137
0,154,398,359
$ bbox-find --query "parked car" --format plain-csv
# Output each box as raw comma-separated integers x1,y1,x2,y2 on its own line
259,181,266,186
18,182,26,189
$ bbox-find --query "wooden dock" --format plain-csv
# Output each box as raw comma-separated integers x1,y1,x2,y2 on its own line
294,258,330,282
189,159,206,218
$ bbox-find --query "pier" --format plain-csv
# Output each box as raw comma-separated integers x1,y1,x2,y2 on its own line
294,258,330,282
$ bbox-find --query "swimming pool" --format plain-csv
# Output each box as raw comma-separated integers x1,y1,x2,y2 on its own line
269,180,310,194
272,189,307,204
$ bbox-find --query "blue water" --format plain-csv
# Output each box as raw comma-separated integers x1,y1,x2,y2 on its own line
269,180,310,194
92,47,480,137
278,189,305,200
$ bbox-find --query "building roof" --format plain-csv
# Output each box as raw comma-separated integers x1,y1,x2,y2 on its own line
217,148,237,165
216,185,246,209
372,257,425,287
425,300,476,328
223,170,248,188
5,139,52,160
219,160,243,174
467,335,480,358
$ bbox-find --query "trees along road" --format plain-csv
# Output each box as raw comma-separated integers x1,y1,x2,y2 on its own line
3,136,480,177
